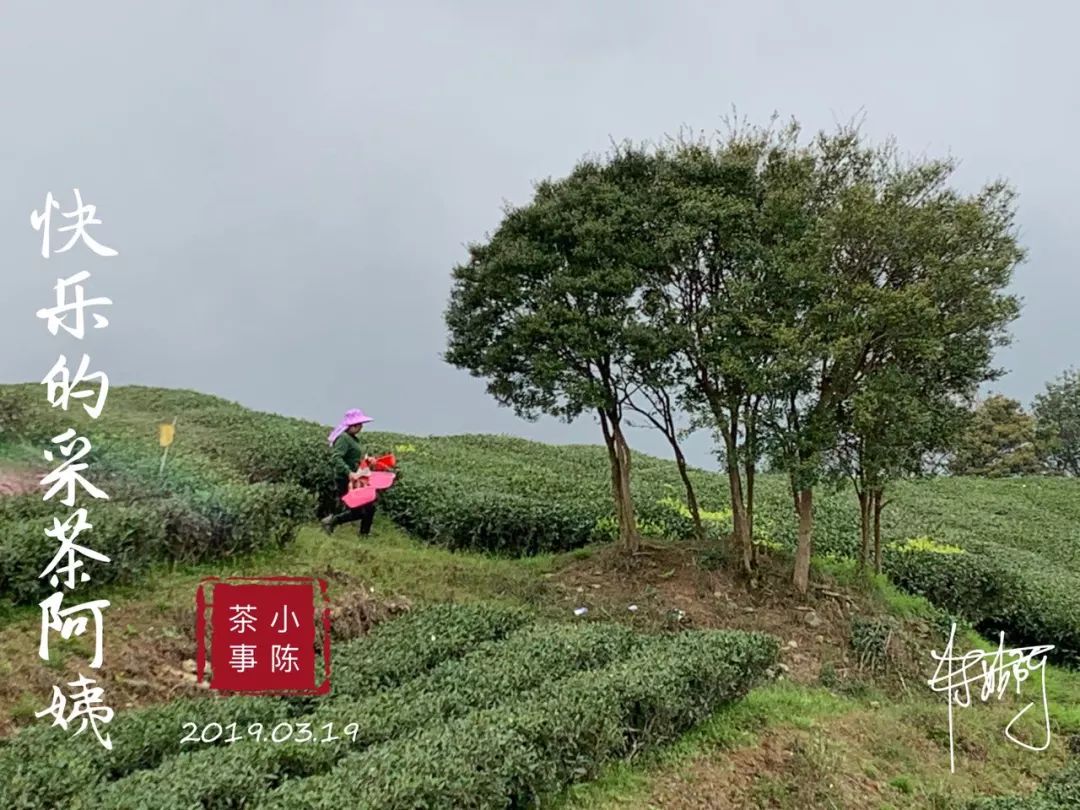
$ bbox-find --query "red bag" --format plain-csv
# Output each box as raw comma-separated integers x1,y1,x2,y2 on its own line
372,453,396,472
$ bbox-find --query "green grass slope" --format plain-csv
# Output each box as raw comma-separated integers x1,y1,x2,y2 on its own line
2,383,1079,662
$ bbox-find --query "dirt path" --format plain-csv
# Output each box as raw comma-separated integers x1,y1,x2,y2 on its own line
0,467,40,497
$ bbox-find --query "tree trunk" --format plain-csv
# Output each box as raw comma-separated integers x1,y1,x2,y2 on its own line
872,488,884,575
729,404,754,575
674,449,705,543
615,422,639,553
722,429,751,575
856,486,870,571
600,409,640,554
744,396,758,566
702,384,749,573
793,487,814,595
745,457,757,566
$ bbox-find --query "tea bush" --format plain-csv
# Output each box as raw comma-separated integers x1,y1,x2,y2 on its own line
0,501,165,602
377,434,736,555
262,629,778,809
0,603,533,809
0,480,311,604
0,696,293,809
91,628,773,809
0,387,317,604
330,601,534,697
88,621,643,808
969,759,1080,808
885,540,1080,664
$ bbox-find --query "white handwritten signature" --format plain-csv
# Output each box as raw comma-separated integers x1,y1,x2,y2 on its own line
927,622,1053,772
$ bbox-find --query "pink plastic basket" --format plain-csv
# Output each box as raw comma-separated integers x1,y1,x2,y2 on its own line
368,471,396,490
341,486,377,508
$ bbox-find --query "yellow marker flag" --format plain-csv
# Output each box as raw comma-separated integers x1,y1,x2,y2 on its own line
159,423,175,447
159,417,178,475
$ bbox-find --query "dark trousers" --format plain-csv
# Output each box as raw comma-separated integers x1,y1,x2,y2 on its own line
329,479,376,535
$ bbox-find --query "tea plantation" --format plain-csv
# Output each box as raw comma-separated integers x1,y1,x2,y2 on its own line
2,384,1080,805
0,603,778,809
2,383,1079,665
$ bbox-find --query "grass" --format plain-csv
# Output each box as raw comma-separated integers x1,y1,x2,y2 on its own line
556,682,854,809
3,509,1078,807
4,384,1080,807
0,519,559,625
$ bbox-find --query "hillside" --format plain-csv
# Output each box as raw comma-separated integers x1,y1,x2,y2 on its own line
1,384,1080,808
2,383,1078,659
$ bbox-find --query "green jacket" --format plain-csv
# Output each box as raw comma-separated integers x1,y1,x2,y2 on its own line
331,431,363,485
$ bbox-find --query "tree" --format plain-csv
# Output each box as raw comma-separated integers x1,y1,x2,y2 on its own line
834,371,968,573
641,122,806,575
759,126,1022,593
444,148,661,553
1034,368,1080,476
619,337,706,542
825,147,1022,573
950,394,1041,477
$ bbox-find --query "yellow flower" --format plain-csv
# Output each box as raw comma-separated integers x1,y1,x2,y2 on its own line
889,536,965,555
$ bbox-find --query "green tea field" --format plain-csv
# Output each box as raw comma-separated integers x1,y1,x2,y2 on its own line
1,384,1079,809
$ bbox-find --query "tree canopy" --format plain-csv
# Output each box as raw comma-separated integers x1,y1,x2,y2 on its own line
444,148,662,551
445,117,1025,594
950,394,1041,477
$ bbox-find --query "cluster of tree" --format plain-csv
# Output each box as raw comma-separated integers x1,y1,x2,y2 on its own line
443,118,1025,594
949,370,1080,478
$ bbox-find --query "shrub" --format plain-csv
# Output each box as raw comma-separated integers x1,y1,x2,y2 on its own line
262,629,778,809
0,481,311,604
885,540,1080,665
0,502,166,603
381,472,600,555
87,621,642,809
883,543,1015,627
330,602,534,697
180,481,313,559
2,604,533,810
0,696,293,810
967,760,1080,808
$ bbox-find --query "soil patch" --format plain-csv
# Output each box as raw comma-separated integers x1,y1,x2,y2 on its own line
0,466,40,497
0,571,411,736
549,542,923,686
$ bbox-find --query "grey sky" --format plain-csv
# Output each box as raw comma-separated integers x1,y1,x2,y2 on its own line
2,1,1077,470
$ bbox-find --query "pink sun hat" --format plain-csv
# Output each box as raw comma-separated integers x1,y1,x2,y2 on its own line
328,408,374,445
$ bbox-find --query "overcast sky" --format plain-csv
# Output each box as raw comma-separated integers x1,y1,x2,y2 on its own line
2,1,1077,470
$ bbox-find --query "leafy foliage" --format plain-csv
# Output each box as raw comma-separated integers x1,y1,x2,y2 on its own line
0,695,293,809
1034,367,1080,477
0,604,533,809
2,602,776,810
260,629,778,809
378,434,736,554
444,148,668,551
329,601,534,697
950,395,1042,477
89,621,642,808
0,386,327,604
968,759,1080,808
